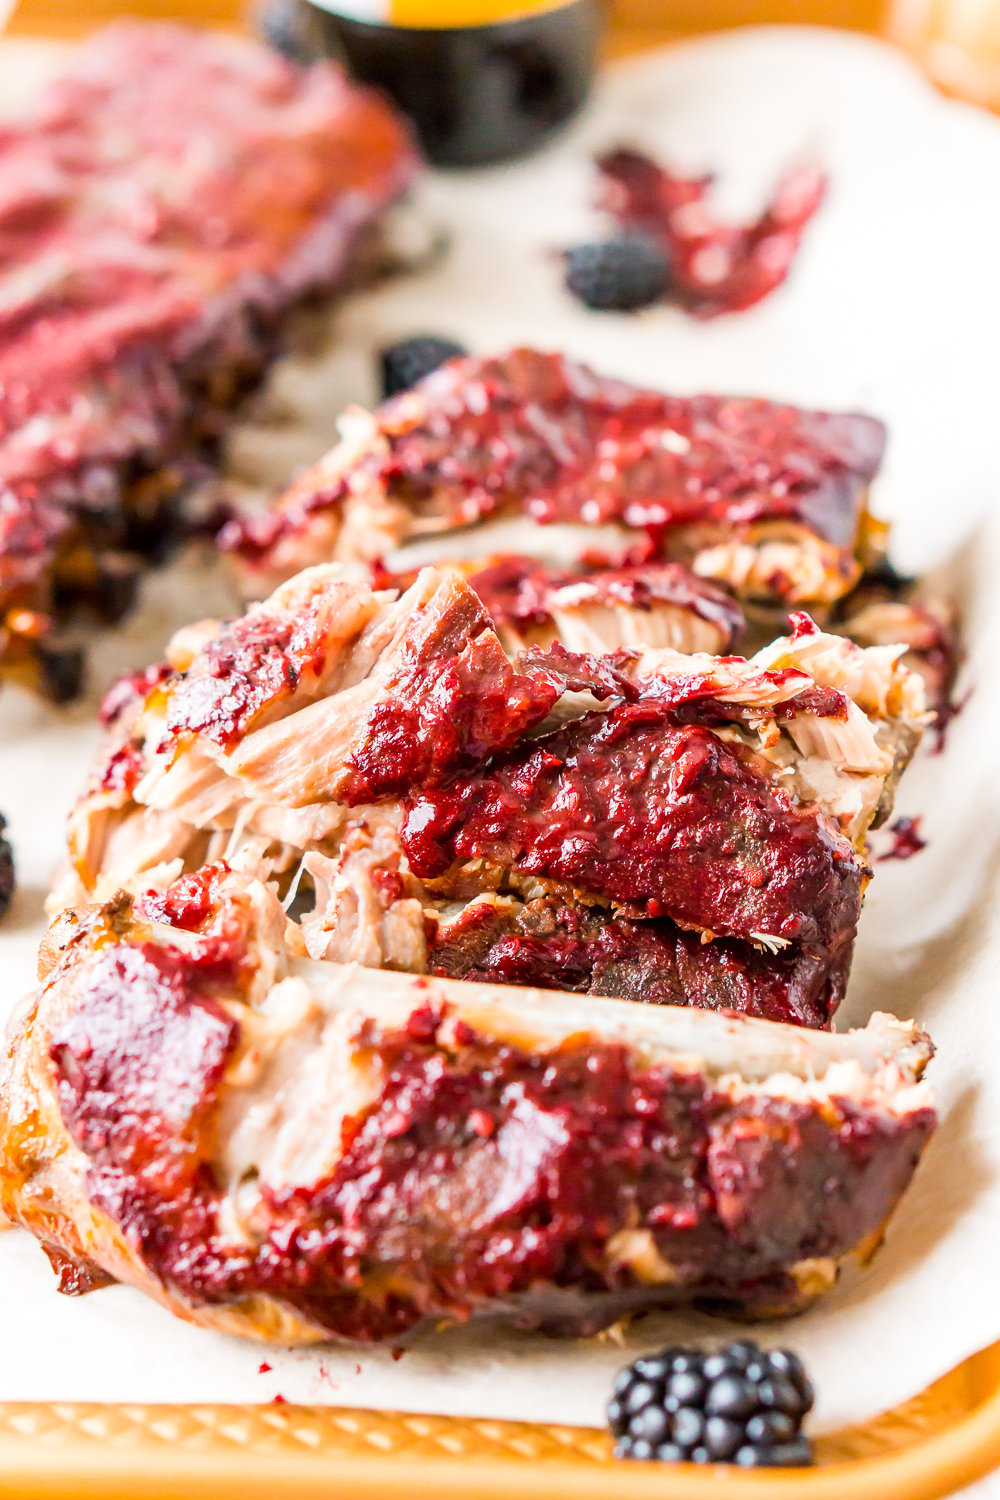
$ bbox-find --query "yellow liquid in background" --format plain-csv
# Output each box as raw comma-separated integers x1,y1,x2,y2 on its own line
389,0,574,26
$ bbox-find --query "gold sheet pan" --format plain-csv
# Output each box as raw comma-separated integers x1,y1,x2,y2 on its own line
1,1339,998,1499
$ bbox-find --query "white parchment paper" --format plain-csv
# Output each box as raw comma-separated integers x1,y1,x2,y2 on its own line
0,26,998,1434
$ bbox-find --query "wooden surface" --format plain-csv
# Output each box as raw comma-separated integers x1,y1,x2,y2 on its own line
7,0,887,48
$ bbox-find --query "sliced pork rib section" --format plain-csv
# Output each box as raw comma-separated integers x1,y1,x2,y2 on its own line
0,870,936,1343
227,348,887,613
53,562,927,1028
0,23,416,697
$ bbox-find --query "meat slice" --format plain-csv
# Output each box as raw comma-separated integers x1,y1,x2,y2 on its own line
159,562,556,794
177,567,557,808
52,563,927,1028
428,893,848,1028
383,553,745,657
1,867,936,1344
404,615,928,943
0,23,417,697
226,348,887,613
419,620,927,1027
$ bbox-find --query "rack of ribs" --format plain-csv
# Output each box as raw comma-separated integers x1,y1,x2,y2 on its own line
0,862,935,1342
226,347,888,618
54,562,928,1029
0,22,417,698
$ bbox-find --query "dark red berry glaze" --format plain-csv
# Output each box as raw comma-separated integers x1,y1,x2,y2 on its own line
96,739,145,795
464,555,577,628
155,570,558,792
230,350,885,572
877,816,926,862
40,1241,114,1296
164,612,308,749
379,354,878,543
466,555,744,650
49,950,934,1341
338,630,559,803
49,943,239,1185
99,663,174,728
402,699,865,955
137,863,230,931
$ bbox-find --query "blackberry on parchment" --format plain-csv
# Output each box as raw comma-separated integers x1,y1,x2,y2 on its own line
380,337,468,399
0,814,15,923
564,234,669,311
608,1340,814,1467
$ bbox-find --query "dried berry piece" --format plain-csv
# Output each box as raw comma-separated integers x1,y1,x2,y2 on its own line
608,1340,814,1467
380,337,468,399
0,815,15,923
564,234,669,311
595,147,826,317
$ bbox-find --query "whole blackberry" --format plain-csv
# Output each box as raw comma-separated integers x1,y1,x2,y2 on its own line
0,814,15,923
564,235,669,312
380,337,468,400
608,1340,814,1467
